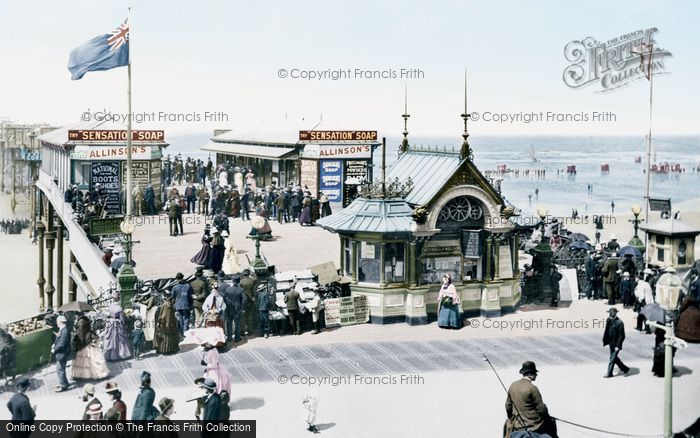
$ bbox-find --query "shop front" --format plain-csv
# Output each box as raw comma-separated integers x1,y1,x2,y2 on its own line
298,131,380,207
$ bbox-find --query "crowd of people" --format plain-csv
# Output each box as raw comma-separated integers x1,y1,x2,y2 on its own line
0,218,28,234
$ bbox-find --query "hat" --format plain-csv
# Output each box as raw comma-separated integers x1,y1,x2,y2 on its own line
105,382,119,393
202,378,217,390
622,271,630,277
193,377,205,385
643,268,653,275
158,397,174,413
134,320,143,328
16,377,31,391
56,315,67,324
83,383,95,395
519,361,539,375
610,234,617,240
608,307,618,315
141,371,151,382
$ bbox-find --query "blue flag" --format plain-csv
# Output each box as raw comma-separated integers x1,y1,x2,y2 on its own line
68,20,129,80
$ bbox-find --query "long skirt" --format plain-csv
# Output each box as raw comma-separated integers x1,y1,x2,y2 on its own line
437,304,461,328
299,206,312,225
72,345,109,379
103,318,132,361
191,244,211,265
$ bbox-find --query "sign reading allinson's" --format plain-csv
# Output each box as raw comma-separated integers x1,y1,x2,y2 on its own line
299,130,377,142
68,130,165,142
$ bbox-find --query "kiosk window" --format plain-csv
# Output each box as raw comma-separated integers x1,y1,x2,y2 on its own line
420,256,460,285
384,243,405,284
358,242,381,284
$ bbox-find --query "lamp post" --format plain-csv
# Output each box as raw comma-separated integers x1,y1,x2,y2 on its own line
628,204,645,256
117,218,138,309
648,268,685,438
533,207,553,304
247,216,268,275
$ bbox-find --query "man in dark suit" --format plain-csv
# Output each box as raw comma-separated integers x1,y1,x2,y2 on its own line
171,273,193,336
145,182,156,215
585,251,598,300
168,199,179,236
285,281,302,335
185,183,197,214
222,277,246,343
240,270,258,336
602,253,619,303
191,268,210,326
505,361,557,437
202,379,221,421
603,307,629,377
51,315,71,392
7,377,35,424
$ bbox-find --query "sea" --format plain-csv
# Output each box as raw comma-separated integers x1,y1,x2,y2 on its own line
166,133,700,219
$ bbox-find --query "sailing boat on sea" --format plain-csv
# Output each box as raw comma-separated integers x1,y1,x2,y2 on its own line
529,143,538,163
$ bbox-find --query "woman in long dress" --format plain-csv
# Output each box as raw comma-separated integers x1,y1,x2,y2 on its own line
209,229,225,273
202,286,226,331
102,304,132,361
154,298,180,354
299,193,313,226
71,315,110,379
437,273,461,329
191,226,212,266
246,171,257,192
222,237,242,276
230,191,240,218
202,347,232,394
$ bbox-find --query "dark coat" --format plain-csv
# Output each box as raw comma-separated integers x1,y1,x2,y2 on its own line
167,202,179,219
603,316,626,350
257,289,271,311
171,282,193,311
285,289,300,311
7,392,35,421
53,325,71,358
240,274,257,304
202,392,221,421
585,256,597,279
191,277,209,309
222,284,245,318
505,378,548,432
132,386,158,420
602,258,618,283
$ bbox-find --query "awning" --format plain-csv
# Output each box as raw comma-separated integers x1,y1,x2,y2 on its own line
200,140,297,159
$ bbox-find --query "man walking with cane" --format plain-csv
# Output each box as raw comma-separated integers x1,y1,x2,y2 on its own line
603,307,630,378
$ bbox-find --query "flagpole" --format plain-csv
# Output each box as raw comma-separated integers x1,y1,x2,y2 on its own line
644,44,654,262
126,10,133,222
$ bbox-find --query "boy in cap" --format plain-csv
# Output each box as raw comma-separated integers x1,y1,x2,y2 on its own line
155,397,175,423
603,307,630,377
131,320,145,360
202,378,221,421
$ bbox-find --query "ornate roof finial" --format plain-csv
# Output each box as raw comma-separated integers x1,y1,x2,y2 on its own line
460,69,473,161
400,83,410,155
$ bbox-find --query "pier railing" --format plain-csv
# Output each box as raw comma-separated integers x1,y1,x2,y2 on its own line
37,171,116,298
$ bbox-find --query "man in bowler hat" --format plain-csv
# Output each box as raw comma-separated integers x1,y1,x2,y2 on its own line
603,307,630,377
505,361,557,437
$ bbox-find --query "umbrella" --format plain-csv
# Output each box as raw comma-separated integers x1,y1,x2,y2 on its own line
618,245,642,258
640,302,666,324
57,301,95,313
569,240,592,251
568,232,590,242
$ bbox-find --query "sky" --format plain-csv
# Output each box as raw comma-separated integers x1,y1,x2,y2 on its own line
0,0,698,138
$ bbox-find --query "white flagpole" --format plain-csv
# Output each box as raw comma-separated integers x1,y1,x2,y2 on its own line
126,10,133,221
644,44,654,262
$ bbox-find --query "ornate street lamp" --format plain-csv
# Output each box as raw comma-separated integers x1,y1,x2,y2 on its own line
648,267,686,438
628,204,645,256
532,206,553,304
248,216,268,275
117,218,138,308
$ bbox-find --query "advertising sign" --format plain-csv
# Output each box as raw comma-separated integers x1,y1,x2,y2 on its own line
302,144,372,159
68,130,165,142
299,130,377,142
71,144,161,161
343,159,369,206
121,161,151,189
90,162,121,214
319,160,342,201
300,159,318,196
